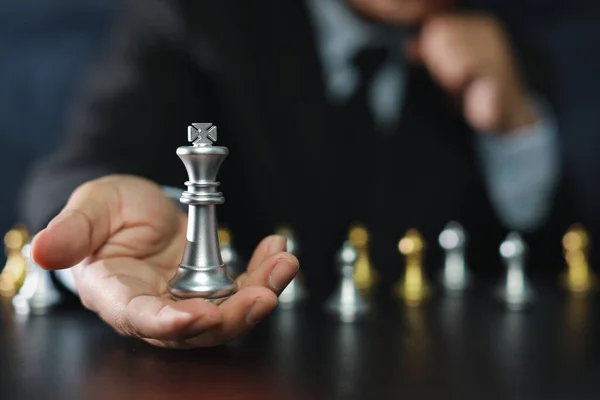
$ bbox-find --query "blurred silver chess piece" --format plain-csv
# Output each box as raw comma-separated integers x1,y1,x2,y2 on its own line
324,241,369,322
13,243,61,315
167,123,236,301
277,227,308,308
219,227,242,278
439,222,471,293
495,232,536,310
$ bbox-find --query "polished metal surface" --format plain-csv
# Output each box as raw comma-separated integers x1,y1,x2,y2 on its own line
438,221,471,293
277,227,308,307
13,243,62,315
324,241,369,322
495,232,536,310
167,123,236,301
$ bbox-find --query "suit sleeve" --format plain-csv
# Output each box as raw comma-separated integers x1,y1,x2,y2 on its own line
18,0,214,232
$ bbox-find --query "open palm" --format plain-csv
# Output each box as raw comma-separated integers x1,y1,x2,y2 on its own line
32,175,299,348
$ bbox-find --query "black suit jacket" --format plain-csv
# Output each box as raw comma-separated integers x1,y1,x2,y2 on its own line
20,0,587,298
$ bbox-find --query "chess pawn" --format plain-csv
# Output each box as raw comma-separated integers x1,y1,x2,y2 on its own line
560,224,597,295
218,228,242,278
348,224,377,296
438,222,471,293
324,241,369,322
0,225,29,297
394,229,432,307
13,242,61,314
495,232,536,310
277,226,308,307
167,123,236,300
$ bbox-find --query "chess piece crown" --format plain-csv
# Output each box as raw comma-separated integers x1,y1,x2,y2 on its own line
167,123,236,300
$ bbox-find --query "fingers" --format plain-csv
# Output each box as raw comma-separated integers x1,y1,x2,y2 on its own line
122,296,223,341
464,77,502,132
416,16,478,93
77,257,280,348
238,251,299,295
165,286,278,348
76,257,223,341
246,235,287,273
32,175,179,270
32,179,120,270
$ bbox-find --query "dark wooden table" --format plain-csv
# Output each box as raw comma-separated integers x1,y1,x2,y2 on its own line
1,284,599,400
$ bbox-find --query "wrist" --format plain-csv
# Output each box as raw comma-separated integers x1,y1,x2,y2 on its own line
502,92,538,133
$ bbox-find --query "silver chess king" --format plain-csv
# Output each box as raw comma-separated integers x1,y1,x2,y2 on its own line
167,123,236,301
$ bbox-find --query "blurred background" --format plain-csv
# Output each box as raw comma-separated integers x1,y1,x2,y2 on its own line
0,0,118,265
0,0,599,269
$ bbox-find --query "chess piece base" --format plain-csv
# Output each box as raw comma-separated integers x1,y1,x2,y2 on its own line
560,271,598,297
394,283,432,307
278,276,308,308
494,285,536,311
394,267,432,307
324,300,369,323
168,265,236,301
440,268,471,294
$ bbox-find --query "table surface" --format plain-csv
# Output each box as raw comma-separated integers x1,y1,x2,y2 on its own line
1,283,600,400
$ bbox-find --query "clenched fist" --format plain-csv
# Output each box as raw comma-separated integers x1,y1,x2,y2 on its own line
407,13,538,133
31,175,299,348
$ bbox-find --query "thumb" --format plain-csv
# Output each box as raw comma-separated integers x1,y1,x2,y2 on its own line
32,179,120,270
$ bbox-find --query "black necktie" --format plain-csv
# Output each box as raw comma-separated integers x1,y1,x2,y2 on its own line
326,47,389,233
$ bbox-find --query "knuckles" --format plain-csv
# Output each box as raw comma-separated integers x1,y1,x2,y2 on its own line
420,13,507,54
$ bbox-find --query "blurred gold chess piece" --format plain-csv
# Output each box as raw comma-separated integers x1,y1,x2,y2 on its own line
0,225,29,297
561,224,597,296
218,227,231,248
218,227,242,277
394,229,432,306
348,224,377,296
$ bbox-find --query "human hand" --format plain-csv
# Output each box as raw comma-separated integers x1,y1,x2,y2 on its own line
407,13,538,133
31,175,299,348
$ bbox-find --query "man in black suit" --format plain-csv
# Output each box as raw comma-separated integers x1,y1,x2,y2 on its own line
20,0,584,347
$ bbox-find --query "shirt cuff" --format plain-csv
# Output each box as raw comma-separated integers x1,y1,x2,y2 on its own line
476,99,560,232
